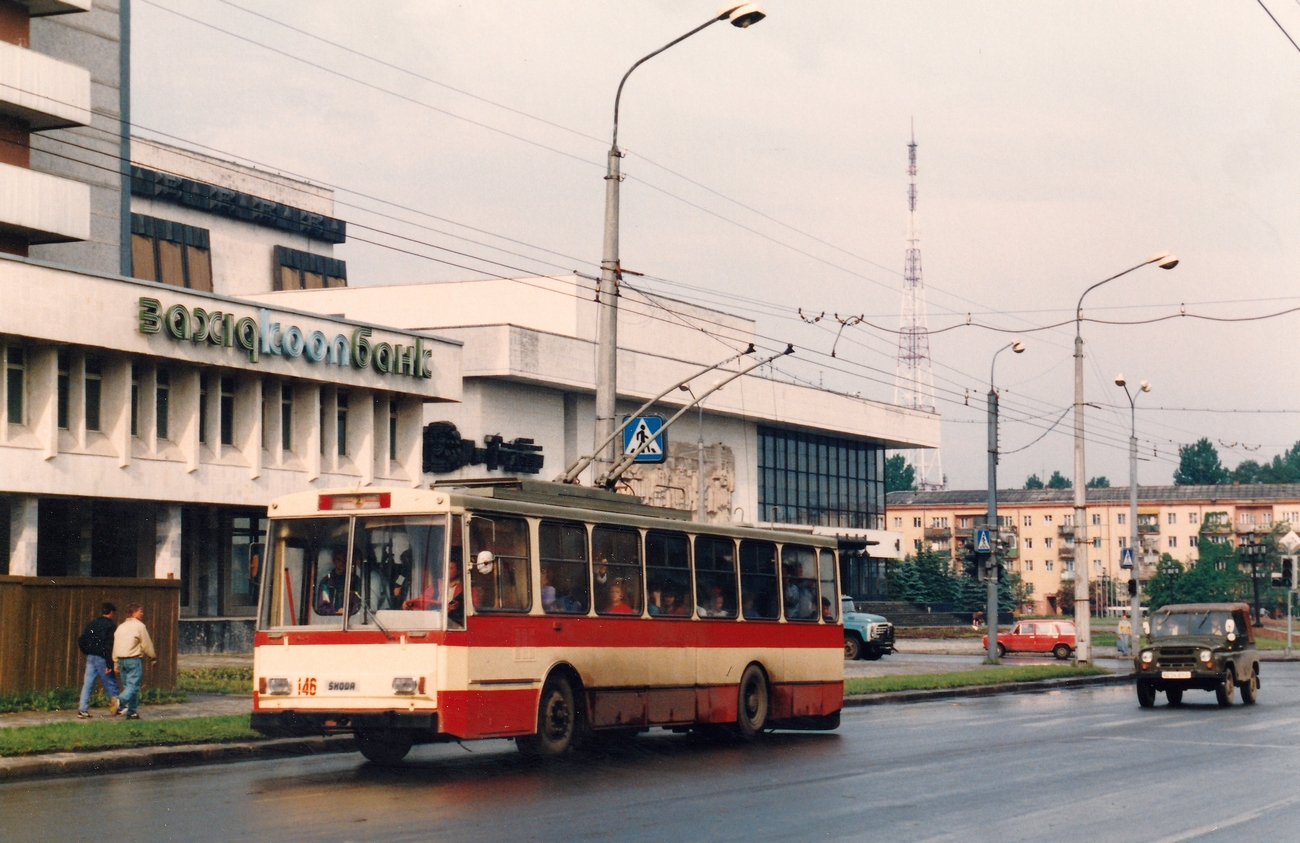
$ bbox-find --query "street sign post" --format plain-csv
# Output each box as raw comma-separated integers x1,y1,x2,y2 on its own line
621,415,666,464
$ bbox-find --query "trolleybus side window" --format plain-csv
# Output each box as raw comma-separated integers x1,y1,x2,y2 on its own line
592,525,643,616
646,530,692,618
740,539,779,620
261,517,349,628
468,514,531,612
819,548,839,622
781,545,819,621
350,515,448,631
539,520,590,614
694,535,737,619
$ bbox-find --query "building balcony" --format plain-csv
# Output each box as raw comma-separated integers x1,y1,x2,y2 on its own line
923,526,949,540
0,41,91,130
1057,524,1075,537
0,160,89,243
1201,521,1233,534
1057,545,1075,559
17,0,92,16
1137,523,1160,534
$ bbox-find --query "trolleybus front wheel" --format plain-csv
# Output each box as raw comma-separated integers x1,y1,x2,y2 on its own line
736,664,770,740
518,673,577,757
355,730,413,765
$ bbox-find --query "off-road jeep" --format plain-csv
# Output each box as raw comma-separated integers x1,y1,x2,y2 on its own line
1134,602,1260,708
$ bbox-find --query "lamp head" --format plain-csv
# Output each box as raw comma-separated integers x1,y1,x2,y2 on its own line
1149,251,1179,270
1115,374,1126,387
1140,380,1152,393
720,2,766,27
1011,341,1025,354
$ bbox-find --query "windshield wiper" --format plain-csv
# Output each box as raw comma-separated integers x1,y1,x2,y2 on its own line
366,605,397,640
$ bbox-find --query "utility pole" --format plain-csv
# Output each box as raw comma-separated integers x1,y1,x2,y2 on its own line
986,341,1023,662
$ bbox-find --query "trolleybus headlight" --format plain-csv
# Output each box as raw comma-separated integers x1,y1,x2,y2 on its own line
393,677,419,695
266,678,292,695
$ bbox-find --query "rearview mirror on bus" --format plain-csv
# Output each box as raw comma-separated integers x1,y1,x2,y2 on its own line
476,550,495,574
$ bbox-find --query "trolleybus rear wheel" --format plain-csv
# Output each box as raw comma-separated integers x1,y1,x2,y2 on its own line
518,673,577,757
736,664,769,740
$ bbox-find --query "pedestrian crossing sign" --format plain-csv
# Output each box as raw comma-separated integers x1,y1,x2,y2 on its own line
1120,547,1135,569
622,415,666,463
974,528,992,554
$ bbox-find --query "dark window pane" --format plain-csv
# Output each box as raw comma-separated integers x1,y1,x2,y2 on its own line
694,535,736,618
739,540,778,620
646,530,691,617
539,520,589,614
592,526,641,616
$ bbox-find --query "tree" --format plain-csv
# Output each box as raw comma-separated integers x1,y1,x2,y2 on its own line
885,454,916,492
1231,440,1300,484
1086,476,1110,488
1024,474,1044,490
1047,470,1072,489
1174,438,1229,485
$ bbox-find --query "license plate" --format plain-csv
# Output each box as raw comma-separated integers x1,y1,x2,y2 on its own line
1161,670,1192,680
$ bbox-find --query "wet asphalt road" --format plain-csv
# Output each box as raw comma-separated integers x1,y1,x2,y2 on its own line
8,662,1300,843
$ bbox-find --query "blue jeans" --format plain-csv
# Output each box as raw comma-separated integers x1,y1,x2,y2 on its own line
79,655,120,713
117,657,143,715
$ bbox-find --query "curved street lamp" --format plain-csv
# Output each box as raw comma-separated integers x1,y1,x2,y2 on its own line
593,4,766,479
1116,372,1151,657
1071,252,1178,663
985,340,1025,663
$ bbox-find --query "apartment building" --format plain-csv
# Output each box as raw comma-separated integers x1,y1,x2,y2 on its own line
886,485,1300,614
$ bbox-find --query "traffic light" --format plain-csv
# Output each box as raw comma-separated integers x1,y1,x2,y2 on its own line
1273,556,1295,589
1128,579,1138,597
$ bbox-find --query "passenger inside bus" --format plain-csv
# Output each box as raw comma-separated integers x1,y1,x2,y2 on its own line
315,550,356,616
698,587,734,618
601,578,636,614
650,588,689,616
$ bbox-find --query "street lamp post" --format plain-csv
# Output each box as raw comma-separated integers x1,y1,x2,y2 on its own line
986,341,1024,663
1072,252,1178,663
1240,535,1268,627
594,4,766,480
680,384,707,521
1116,373,1151,658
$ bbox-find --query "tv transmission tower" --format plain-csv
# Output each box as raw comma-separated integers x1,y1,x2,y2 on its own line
893,124,944,490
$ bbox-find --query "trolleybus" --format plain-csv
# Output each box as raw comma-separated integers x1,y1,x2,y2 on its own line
252,480,845,763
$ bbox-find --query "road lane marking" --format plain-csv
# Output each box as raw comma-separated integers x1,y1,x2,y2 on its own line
1148,791,1300,843
1102,735,1300,751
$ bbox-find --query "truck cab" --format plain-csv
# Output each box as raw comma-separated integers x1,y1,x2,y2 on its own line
840,595,895,661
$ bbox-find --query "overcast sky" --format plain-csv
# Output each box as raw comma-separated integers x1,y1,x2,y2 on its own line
135,1,1300,490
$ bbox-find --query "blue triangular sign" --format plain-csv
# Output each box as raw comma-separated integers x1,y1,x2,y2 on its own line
975,529,992,553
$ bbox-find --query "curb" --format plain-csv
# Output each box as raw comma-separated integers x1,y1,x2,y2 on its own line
0,734,356,783
843,672,1133,707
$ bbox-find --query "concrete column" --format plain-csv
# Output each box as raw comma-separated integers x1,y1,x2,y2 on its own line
103,357,131,468
397,396,423,487
302,383,321,482
321,387,337,475
353,388,375,487
373,393,390,481
241,376,262,480
154,503,182,580
8,496,38,576
28,346,58,460
175,367,200,473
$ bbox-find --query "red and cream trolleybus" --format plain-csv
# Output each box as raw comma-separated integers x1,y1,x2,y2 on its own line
252,480,845,764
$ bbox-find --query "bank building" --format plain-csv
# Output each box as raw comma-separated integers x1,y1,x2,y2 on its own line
0,1,936,684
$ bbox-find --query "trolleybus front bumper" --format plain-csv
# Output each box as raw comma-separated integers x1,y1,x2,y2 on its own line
252,710,441,738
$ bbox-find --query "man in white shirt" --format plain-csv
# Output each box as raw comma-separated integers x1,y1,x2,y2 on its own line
112,603,157,720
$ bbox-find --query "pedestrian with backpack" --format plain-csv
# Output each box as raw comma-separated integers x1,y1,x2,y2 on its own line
77,602,121,718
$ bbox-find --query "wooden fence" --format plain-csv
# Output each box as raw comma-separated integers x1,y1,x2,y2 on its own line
0,577,180,696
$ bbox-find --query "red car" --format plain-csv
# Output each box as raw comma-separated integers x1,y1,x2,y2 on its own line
982,620,1076,660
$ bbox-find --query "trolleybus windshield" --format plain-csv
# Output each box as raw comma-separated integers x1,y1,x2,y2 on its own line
260,514,450,631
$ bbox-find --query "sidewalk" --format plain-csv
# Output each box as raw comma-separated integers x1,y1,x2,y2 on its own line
0,652,254,731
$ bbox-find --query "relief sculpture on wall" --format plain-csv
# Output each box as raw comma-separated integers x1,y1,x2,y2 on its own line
620,441,735,522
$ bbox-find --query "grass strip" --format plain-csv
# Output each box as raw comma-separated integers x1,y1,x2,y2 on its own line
844,664,1109,696
0,687,186,714
0,714,257,757
177,667,253,695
